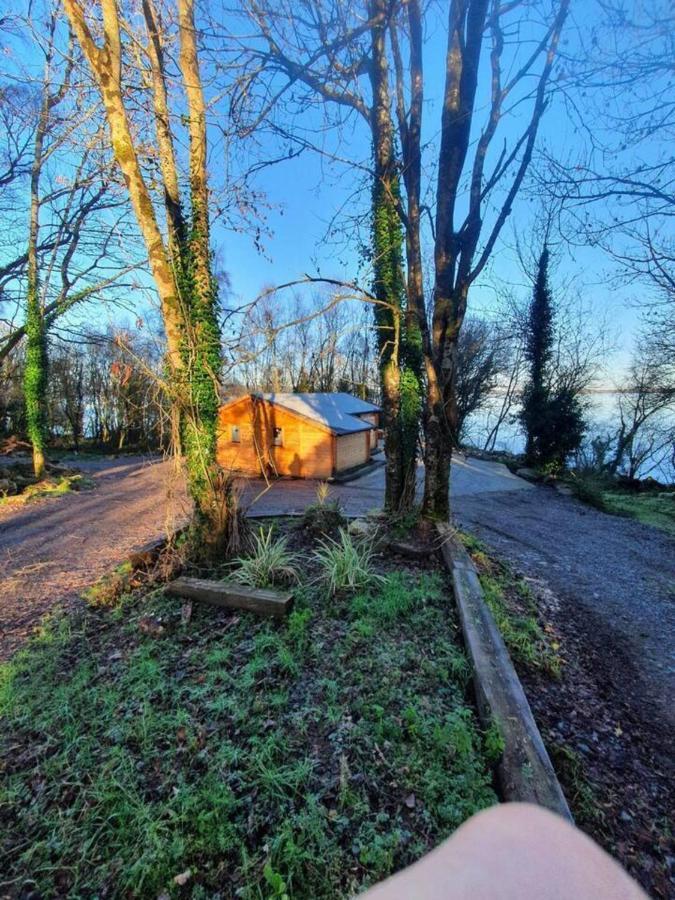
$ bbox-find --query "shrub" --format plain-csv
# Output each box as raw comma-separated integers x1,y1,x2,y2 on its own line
232,526,299,588
300,482,347,537
313,528,384,595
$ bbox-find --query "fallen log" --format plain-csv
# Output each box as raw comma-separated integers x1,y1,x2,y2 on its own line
166,576,292,618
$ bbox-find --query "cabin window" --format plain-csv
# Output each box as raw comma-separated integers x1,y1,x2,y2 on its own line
273,427,283,447
231,425,240,443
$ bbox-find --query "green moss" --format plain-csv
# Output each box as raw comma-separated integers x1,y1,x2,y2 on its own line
0,473,95,507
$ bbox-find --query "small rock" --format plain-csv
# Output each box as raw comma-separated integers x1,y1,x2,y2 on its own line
348,518,375,537
0,478,17,495
516,467,539,482
404,793,416,809
173,870,191,886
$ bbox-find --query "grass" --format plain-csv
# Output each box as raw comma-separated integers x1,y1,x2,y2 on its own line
566,472,675,537
548,744,605,832
0,564,497,898
0,472,95,507
459,533,562,678
600,490,675,536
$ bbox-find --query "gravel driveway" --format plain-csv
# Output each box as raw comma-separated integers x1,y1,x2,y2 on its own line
456,487,675,734
0,456,188,660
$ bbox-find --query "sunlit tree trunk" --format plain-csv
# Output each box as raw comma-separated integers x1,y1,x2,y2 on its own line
62,0,227,538
369,0,407,512
177,0,225,524
24,88,49,480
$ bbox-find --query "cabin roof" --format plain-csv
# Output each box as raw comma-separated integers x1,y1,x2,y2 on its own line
259,392,379,435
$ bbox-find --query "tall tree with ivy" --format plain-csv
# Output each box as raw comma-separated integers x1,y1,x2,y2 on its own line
369,0,422,511
238,0,424,512
63,0,229,543
23,16,71,479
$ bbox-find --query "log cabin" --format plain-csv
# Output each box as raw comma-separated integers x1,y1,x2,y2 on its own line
217,392,381,479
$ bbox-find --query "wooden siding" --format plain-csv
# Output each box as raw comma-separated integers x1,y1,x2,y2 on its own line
336,430,370,472
359,412,379,450
217,396,334,478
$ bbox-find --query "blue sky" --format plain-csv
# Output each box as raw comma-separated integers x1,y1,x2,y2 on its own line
209,1,641,380
1,0,662,381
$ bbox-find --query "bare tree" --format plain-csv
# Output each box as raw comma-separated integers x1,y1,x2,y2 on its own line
0,5,137,476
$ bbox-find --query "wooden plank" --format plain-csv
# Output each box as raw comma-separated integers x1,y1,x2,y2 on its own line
436,523,572,821
166,576,292,618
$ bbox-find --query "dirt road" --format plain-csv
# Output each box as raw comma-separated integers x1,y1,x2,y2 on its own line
0,456,188,660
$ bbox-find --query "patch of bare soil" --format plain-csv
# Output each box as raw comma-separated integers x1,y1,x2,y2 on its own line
505,573,673,898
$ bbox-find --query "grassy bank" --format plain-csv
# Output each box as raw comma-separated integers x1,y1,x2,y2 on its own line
0,529,497,898
459,532,561,678
568,474,675,536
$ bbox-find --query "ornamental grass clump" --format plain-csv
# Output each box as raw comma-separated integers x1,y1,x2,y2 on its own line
300,481,347,538
232,526,299,588
313,528,384,595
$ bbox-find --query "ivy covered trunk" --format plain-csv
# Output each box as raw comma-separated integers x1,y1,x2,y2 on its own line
24,283,48,481
369,0,422,513
23,67,53,481
421,344,458,522
177,0,226,532
64,0,232,550
421,280,469,521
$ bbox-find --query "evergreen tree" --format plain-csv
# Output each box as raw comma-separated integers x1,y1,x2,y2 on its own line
520,246,584,469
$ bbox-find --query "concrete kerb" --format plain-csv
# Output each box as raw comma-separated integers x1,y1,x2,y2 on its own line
436,522,573,821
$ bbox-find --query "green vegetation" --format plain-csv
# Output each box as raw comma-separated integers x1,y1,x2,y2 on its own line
567,473,675,536
602,490,675,535
460,532,561,677
82,560,135,607
548,744,604,832
23,283,48,479
0,565,497,898
300,483,347,538
0,471,94,507
232,526,300,588
520,246,585,470
313,529,384,595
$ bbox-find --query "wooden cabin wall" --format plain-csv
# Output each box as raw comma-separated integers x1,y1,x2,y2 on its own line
217,398,335,478
335,430,370,472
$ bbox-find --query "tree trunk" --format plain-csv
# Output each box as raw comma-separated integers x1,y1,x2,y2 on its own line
178,0,226,528
369,0,407,512
63,0,230,541
24,59,53,480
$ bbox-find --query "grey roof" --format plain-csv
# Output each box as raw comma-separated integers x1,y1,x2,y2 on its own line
261,392,379,435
